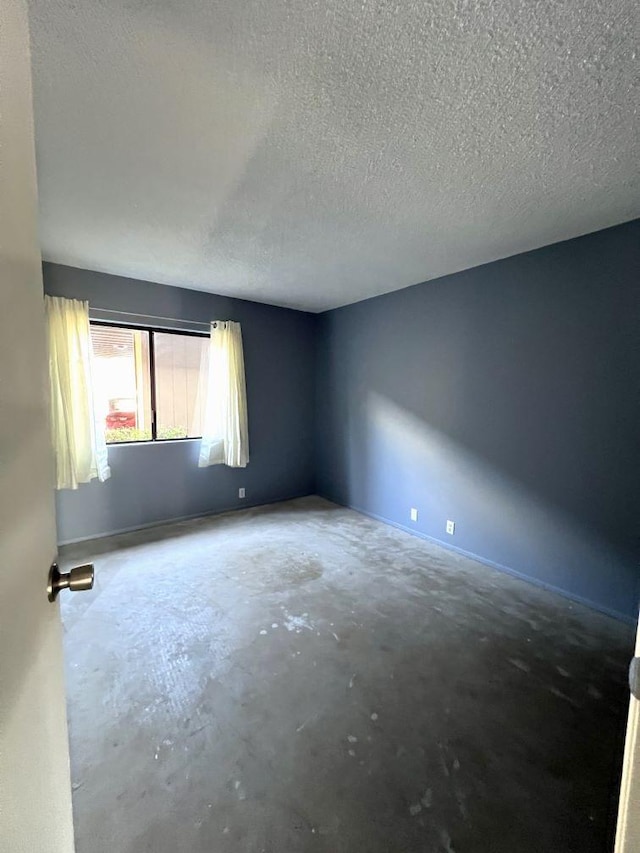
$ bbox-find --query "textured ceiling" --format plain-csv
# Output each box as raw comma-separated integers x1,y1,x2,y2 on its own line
28,0,639,312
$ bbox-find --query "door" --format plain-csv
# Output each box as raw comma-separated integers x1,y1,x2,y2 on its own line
0,1,75,851
615,615,640,852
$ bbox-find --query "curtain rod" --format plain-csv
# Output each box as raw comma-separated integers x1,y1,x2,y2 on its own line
89,306,211,329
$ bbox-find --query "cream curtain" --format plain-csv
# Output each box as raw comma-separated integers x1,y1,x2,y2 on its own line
45,295,110,489
198,320,249,468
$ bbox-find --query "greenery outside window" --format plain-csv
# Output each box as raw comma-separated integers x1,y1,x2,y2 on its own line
90,322,209,444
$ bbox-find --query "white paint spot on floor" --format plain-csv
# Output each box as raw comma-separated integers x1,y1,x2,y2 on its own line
371,712,378,721
271,623,279,629
550,686,576,705
508,658,531,673
223,827,230,834
409,803,422,816
440,828,456,852
348,749,356,757
259,629,268,636
331,632,340,641
347,735,358,743
283,610,314,633
453,758,460,771
349,673,356,688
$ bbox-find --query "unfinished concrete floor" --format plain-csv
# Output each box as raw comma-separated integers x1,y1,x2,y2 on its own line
59,496,634,853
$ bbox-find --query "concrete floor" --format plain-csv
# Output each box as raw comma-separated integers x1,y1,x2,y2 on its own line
59,496,634,853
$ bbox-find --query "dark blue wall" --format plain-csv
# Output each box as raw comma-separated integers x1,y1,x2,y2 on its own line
44,263,317,543
316,220,640,622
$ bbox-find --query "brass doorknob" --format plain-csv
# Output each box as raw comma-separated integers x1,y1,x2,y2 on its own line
48,562,94,602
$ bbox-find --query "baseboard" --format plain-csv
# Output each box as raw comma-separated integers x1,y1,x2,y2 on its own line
325,497,637,627
57,491,315,547
59,490,637,627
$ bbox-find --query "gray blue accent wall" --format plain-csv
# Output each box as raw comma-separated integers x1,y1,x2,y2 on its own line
44,263,317,543
46,221,640,622
316,220,640,622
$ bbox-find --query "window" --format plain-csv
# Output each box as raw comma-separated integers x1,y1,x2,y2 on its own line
90,323,209,444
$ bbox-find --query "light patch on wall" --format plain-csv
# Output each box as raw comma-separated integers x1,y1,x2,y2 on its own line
363,392,622,595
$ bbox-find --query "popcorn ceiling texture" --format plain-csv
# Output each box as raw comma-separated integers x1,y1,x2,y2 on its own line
28,0,639,311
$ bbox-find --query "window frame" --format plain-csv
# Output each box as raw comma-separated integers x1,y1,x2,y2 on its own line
90,320,210,445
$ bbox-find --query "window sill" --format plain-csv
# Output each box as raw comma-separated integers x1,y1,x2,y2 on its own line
107,438,202,448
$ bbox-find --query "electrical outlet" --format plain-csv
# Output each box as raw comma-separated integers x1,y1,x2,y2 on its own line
410,508,418,522
446,519,455,535
238,488,246,499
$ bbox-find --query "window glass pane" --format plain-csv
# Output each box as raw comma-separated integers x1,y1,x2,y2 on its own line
154,332,209,439
90,325,152,443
